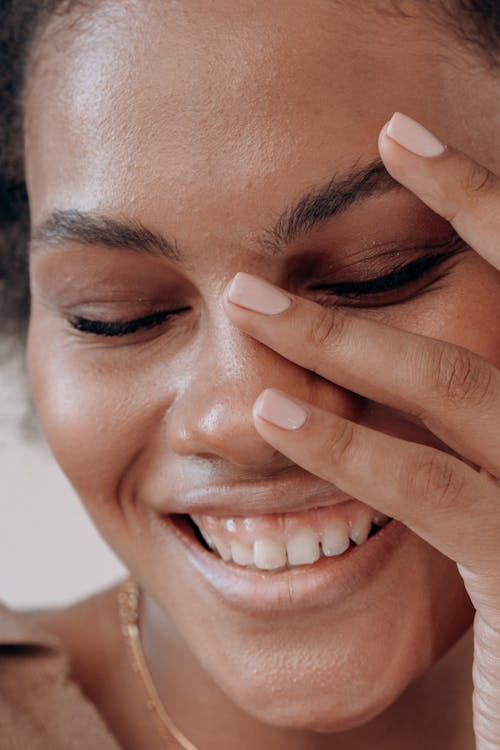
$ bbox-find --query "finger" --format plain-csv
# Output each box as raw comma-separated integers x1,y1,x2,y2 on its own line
224,273,500,476
378,111,500,270
252,388,500,573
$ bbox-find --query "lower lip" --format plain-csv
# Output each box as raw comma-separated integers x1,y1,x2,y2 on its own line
161,514,407,616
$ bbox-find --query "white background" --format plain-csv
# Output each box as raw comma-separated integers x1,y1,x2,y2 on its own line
0,342,125,611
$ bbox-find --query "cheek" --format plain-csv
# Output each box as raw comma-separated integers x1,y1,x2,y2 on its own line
26,315,174,513
391,259,500,367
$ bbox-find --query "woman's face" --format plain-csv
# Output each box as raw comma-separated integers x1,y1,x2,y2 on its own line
25,0,500,733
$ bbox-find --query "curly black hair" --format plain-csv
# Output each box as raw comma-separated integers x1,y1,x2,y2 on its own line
0,0,82,342
0,0,499,344
0,1,65,340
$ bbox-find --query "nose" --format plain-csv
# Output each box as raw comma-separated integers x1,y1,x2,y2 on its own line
165,318,360,468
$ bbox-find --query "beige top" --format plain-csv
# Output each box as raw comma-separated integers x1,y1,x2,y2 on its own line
0,601,122,750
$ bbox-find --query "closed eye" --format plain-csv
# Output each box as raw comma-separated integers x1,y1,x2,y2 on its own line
310,235,467,303
68,237,466,336
69,306,190,337
316,250,456,297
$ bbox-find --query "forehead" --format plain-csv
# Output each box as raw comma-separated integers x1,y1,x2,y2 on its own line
23,0,494,238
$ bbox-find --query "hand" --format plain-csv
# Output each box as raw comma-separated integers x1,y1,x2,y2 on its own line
224,112,500,750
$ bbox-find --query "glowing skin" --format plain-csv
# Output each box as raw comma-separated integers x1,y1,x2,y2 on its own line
25,2,500,749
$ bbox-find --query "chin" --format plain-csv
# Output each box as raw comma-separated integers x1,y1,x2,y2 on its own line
208,629,453,734
185,580,473,736
230,684,403,734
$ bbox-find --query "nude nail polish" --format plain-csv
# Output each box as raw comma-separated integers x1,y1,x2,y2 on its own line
386,112,446,158
227,273,291,315
253,389,309,430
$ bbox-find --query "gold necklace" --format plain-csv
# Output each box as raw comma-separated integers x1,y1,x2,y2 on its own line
118,575,199,750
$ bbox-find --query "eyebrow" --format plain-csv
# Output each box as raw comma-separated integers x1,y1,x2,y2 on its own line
31,210,182,261
30,159,401,261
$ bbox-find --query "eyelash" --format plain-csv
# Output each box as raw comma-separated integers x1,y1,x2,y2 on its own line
311,248,460,302
69,307,190,337
68,245,463,337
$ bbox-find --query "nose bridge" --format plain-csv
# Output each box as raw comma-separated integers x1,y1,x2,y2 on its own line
166,314,357,465
167,317,285,464
206,316,281,397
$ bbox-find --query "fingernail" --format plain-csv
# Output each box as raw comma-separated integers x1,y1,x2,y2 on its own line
253,389,309,431
385,112,446,158
227,272,291,315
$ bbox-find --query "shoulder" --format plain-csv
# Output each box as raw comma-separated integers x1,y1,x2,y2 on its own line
0,598,68,693
0,586,123,750
34,583,123,685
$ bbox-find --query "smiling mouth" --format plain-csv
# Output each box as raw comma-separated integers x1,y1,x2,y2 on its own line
172,504,393,572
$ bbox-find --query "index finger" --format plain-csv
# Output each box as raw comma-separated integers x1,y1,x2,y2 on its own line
378,112,500,270
224,273,500,476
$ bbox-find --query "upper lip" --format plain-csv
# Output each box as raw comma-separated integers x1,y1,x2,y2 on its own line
152,474,356,518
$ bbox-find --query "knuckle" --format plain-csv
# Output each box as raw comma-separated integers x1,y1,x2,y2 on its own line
322,419,357,467
407,450,466,514
462,160,496,201
432,344,493,408
306,306,346,352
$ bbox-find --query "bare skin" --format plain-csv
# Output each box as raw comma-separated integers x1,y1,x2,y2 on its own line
26,2,500,749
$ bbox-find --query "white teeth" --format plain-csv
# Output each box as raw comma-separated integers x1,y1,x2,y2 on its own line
193,508,387,568
286,528,320,566
211,536,232,562
321,522,350,557
253,539,287,570
230,540,254,566
349,513,373,545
